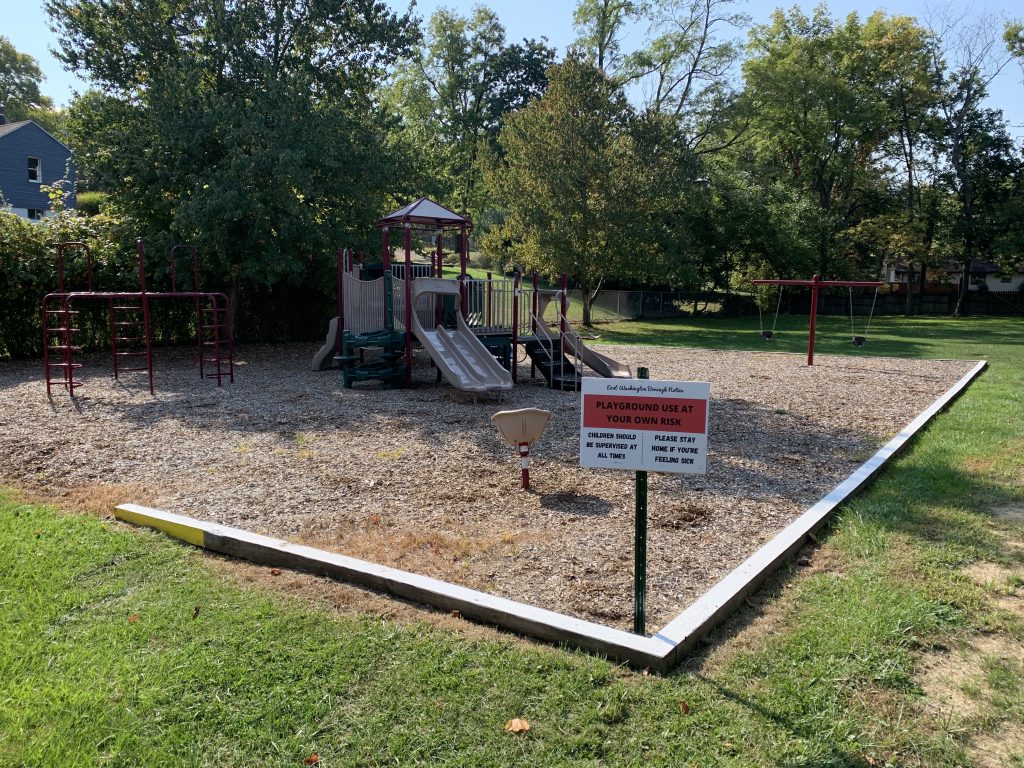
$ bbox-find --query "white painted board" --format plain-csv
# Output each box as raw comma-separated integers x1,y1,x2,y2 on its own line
580,379,710,473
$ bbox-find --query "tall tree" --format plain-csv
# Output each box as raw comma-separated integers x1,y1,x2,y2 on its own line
572,0,640,75
0,37,54,122
625,0,748,153
386,8,554,217
50,0,415,302
927,9,1017,313
483,56,640,325
741,7,899,277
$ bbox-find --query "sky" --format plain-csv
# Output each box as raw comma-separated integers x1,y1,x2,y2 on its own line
2,0,1021,136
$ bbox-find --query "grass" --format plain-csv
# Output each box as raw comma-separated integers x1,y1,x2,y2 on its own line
2,314,1023,766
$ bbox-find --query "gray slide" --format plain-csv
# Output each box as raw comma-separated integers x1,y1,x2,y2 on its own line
311,317,340,371
535,292,631,378
562,330,632,378
410,278,513,393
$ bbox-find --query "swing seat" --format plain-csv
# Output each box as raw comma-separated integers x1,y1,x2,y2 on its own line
761,330,775,341
852,335,866,347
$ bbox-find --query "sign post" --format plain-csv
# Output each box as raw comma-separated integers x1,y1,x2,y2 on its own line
580,373,710,636
634,367,649,634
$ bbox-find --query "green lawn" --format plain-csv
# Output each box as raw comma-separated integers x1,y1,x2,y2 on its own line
2,315,1023,767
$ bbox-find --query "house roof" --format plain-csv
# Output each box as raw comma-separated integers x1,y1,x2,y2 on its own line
0,119,72,151
376,197,471,230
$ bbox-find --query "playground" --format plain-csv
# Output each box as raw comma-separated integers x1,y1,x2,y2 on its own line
0,338,976,631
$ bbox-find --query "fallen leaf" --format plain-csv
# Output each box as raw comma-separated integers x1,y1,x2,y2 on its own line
270,568,282,576
303,754,320,765
678,699,692,715
504,718,530,734
127,614,140,623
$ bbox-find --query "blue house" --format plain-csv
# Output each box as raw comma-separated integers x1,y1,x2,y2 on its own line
0,108,75,219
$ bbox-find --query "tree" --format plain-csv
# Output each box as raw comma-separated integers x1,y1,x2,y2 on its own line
741,8,906,278
927,9,1017,313
572,0,640,75
483,57,640,325
386,8,553,218
50,0,416,309
0,36,54,122
624,0,748,154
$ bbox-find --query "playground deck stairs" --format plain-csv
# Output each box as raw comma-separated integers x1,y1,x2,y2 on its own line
523,337,582,391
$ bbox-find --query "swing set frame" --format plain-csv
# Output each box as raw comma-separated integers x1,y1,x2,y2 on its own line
753,274,883,366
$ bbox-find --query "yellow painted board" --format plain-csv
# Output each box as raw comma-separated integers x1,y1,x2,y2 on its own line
115,506,207,548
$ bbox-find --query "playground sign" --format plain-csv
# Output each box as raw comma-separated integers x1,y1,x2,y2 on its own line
579,379,710,474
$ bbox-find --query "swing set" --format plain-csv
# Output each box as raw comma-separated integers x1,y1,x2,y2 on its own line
753,274,884,366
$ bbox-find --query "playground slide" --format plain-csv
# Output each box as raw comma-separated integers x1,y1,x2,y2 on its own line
410,278,513,393
311,317,340,371
535,292,631,379
562,331,632,379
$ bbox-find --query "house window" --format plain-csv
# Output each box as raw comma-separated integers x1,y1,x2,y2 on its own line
1001,276,1013,284
28,156,42,182
27,208,45,220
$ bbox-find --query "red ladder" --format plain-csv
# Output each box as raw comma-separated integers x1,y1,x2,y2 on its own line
108,296,154,394
199,293,233,386
41,296,82,396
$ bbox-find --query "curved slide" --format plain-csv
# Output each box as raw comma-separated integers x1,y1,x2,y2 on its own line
562,331,632,379
535,292,631,379
410,278,513,393
311,317,340,371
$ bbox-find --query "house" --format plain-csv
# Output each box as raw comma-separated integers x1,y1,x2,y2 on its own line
0,106,75,219
885,259,1023,292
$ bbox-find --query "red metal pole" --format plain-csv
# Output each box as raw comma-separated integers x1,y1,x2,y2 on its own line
807,274,820,366
460,225,468,321
532,271,539,332
404,224,413,387
436,231,443,277
337,248,345,345
519,442,530,489
486,271,493,328
560,273,568,334
136,238,154,395
512,270,520,383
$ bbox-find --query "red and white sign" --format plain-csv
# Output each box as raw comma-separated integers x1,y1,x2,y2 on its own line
579,379,710,473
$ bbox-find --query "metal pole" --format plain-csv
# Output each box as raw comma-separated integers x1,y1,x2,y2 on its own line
519,442,530,489
512,270,520,382
404,224,412,387
635,365,649,636
807,274,820,366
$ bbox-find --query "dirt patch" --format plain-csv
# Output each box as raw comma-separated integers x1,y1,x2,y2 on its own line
0,343,976,631
989,502,1024,525
972,721,1024,768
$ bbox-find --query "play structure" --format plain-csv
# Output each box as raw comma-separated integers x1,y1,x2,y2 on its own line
41,240,234,396
312,197,631,392
754,274,884,365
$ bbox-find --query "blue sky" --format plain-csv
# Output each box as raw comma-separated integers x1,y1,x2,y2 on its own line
2,0,1021,137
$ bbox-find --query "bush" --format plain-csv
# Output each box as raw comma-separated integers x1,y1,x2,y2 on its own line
0,210,138,358
75,191,109,216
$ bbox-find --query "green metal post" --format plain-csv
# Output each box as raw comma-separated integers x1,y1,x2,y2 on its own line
635,366,649,635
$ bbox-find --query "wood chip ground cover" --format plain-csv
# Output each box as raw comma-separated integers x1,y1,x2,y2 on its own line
0,344,975,631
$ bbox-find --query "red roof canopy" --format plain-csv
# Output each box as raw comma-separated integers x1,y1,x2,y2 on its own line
376,197,471,230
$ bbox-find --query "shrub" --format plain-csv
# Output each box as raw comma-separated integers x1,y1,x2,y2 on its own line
75,191,109,216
